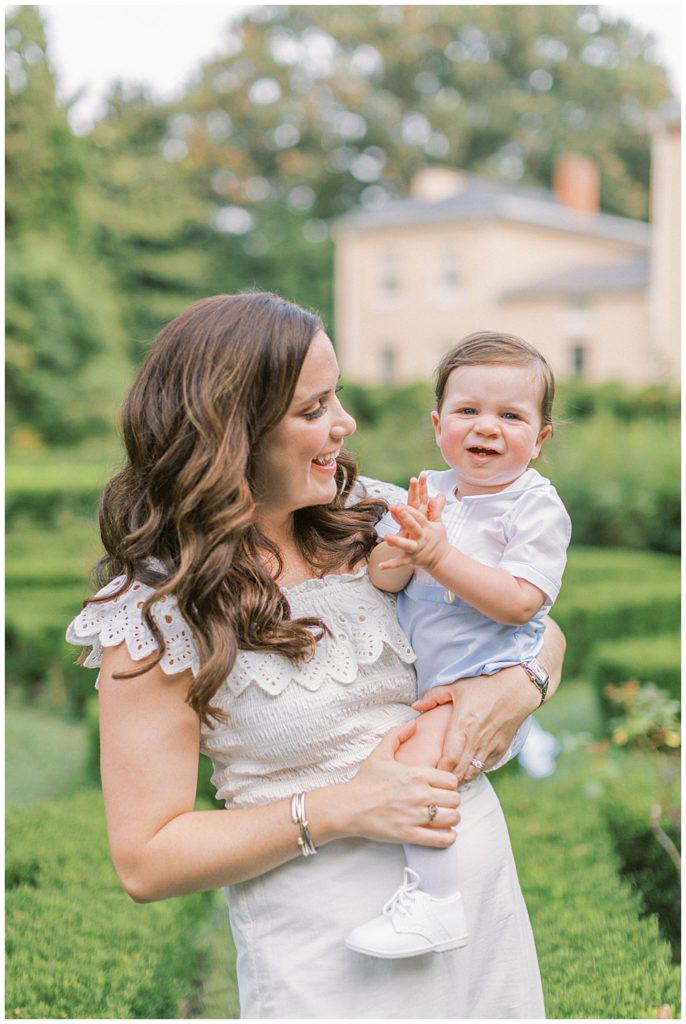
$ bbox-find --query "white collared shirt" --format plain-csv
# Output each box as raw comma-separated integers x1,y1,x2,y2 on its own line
376,467,571,697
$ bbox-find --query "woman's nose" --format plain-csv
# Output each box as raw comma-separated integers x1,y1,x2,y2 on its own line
333,403,356,439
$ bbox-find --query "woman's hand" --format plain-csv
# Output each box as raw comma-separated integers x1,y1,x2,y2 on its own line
334,721,460,848
413,617,566,784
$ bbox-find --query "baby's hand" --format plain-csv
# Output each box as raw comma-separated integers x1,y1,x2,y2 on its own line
407,475,444,522
379,481,447,573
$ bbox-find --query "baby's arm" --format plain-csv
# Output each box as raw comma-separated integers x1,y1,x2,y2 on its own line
369,541,414,593
385,478,545,626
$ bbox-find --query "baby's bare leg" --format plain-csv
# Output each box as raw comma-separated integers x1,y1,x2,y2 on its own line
395,704,453,768
397,704,462,898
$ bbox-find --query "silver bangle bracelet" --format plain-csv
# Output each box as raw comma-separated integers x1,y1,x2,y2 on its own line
290,791,317,857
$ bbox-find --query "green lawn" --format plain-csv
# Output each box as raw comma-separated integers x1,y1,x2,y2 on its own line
6,703,90,807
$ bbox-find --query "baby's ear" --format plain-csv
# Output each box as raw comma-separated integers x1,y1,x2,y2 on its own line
431,410,441,443
534,423,553,456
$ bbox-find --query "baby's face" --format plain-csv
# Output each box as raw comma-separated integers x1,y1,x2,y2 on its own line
431,362,552,496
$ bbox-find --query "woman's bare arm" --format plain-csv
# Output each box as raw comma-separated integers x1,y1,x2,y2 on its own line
99,643,461,903
412,616,566,784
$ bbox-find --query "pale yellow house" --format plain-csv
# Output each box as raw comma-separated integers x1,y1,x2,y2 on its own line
333,104,680,387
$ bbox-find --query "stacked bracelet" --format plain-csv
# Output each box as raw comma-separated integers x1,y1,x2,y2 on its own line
290,791,317,857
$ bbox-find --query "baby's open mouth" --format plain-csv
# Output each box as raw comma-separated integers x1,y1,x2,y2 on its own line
468,446,499,456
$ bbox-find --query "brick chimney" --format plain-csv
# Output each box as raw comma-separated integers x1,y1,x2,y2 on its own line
553,154,599,214
411,168,466,202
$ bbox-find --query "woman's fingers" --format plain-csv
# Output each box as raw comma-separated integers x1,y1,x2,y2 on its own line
374,719,417,757
412,685,455,712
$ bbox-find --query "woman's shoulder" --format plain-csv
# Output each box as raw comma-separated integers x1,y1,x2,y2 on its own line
65,574,199,677
350,475,408,506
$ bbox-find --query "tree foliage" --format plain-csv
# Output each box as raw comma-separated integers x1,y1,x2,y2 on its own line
5,4,675,447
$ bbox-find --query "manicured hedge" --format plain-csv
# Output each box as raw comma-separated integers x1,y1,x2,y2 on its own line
494,755,681,1019
6,457,114,526
6,582,96,713
5,790,213,1019
592,632,680,703
554,547,680,676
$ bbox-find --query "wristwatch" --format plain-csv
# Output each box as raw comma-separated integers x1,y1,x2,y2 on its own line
521,657,549,706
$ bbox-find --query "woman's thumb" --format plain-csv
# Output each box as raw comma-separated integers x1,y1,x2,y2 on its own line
377,719,417,754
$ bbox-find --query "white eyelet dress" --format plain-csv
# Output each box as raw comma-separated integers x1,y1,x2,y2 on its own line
66,480,545,1020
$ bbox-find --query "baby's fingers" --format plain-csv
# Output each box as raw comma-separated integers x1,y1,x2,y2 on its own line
407,476,421,510
385,534,418,552
427,493,446,521
379,555,412,570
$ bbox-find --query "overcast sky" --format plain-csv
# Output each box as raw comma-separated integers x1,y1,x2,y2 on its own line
31,3,683,133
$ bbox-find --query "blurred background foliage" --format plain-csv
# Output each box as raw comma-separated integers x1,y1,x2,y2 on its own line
5,5,680,1019
5,3,674,449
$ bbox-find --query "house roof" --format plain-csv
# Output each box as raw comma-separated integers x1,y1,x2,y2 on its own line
336,173,651,248
501,258,649,300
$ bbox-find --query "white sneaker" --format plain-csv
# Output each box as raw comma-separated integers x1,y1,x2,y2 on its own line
345,868,469,959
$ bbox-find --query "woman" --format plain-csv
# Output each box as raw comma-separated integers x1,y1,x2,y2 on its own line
67,292,564,1019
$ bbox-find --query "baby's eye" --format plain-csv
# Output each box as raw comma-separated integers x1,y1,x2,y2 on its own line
458,406,478,415
502,412,521,420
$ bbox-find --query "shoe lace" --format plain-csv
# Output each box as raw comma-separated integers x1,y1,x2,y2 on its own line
383,867,421,917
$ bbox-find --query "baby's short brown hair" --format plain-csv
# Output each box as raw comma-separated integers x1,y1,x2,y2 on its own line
435,330,555,428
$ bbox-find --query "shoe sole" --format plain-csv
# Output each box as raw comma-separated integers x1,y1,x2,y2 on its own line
345,934,469,959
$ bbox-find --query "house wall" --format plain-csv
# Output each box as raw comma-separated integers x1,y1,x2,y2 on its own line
649,116,681,379
500,292,650,384
334,216,649,384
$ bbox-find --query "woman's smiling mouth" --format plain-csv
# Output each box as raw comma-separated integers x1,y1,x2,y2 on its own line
312,449,340,471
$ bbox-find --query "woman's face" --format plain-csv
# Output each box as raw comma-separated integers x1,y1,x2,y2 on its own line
253,329,356,528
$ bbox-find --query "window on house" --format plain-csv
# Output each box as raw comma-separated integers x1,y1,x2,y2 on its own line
440,248,461,292
570,343,586,378
380,346,396,385
379,252,398,300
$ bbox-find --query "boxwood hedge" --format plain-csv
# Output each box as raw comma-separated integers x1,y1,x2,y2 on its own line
6,790,213,1019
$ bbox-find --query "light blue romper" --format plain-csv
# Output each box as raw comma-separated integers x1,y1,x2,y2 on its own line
376,467,572,764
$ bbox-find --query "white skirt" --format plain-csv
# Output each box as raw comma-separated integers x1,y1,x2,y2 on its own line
224,775,545,1019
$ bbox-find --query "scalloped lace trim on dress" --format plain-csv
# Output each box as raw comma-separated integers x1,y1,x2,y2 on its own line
65,565,415,697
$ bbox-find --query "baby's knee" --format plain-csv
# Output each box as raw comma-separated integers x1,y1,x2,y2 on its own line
394,704,452,767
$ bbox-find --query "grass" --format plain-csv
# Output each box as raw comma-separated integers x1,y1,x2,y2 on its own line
493,681,680,1019
5,703,90,807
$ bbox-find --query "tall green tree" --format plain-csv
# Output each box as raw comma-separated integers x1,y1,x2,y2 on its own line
168,4,671,324
86,85,214,360
5,5,130,449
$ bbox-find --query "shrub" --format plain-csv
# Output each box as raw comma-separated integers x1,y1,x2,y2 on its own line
6,582,97,712
494,756,681,1018
554,548,680,676
5,790,213,1019
592,635,681,719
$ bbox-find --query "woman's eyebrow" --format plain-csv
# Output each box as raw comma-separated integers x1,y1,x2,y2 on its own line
293,375,341,407
293,385,333,408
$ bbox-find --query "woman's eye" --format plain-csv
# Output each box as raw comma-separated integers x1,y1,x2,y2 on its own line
303,404,326,421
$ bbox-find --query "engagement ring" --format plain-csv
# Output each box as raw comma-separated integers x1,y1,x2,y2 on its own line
470,758,486,771
427,803,438,824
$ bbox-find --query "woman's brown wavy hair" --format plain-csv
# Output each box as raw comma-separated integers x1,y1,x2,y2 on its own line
89,292,386,724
